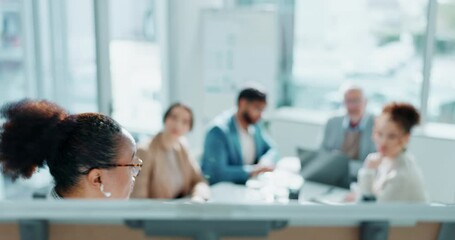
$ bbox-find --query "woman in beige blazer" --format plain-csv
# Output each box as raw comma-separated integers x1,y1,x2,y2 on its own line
355,102,428,203
131,103,210,201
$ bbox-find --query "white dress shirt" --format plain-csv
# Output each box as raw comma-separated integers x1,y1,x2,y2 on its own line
237,122,256,166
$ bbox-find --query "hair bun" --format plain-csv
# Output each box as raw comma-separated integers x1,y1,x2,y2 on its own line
383,102,420,133
0,99,69,179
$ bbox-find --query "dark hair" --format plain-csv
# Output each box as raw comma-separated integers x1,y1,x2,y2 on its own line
237,87,267,105
0,99,124,194
382,102,420,134
163,103,194,131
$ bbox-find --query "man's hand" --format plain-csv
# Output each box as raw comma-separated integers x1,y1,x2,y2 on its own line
250,165,274,177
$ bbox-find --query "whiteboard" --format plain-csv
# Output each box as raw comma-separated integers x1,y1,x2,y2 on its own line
201,8,280,123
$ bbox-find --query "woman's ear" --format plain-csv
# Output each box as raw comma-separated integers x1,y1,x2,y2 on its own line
87,168,103,188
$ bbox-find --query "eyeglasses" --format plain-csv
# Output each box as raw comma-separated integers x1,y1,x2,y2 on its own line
83,159,143,177
104,159,143,177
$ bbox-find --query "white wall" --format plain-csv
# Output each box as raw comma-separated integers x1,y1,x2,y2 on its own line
166,0,223,148
269,108,455,203
409,137,455,204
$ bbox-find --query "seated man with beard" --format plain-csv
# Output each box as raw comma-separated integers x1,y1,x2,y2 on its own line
201,87,278,185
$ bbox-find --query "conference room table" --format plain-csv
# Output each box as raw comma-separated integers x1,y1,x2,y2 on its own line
209,180,348,205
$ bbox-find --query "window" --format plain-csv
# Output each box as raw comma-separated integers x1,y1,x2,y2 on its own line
0,0,165,127
291,0,428,115
428,0,455,124
109,0,163,134
29,0,98,113
63,0,98,113
0,0,28,106
290,0,455,126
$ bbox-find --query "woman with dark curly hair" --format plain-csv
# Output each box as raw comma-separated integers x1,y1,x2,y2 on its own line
355,102,428,202
0,99,142,199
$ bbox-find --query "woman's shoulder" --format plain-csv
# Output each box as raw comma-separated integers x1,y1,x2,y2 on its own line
136,133,164,157
396,153,420,172
393,153,425,183
144,132,168,148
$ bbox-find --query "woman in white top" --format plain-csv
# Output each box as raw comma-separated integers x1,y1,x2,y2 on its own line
355,102,428,203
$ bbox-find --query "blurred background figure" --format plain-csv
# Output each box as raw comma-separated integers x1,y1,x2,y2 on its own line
131,103,210,201
353,102,428,202
202,87,278,185
320,83,376,180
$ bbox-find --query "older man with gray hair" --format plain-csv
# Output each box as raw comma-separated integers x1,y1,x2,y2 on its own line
321,83,376,179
